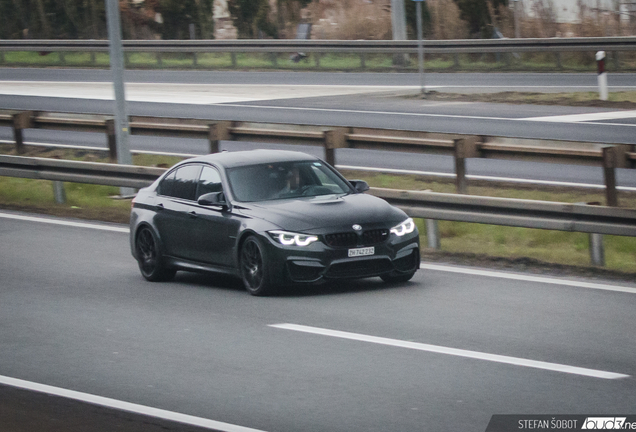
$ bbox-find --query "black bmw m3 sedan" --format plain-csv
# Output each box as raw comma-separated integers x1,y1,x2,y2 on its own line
130,150,420,295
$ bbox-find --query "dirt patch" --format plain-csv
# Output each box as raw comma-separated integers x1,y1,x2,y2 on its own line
410,91,636,109
0,203,131,225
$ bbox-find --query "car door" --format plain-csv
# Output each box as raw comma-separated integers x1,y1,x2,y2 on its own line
190,165,242,268
154,164,202,261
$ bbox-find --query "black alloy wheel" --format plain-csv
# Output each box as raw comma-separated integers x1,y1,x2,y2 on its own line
240,236,273,296
135,227,176,282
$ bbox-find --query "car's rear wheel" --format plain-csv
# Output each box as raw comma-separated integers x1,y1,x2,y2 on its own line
240,236,273,296
135,226,176,282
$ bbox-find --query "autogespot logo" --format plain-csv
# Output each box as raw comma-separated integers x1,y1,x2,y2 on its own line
582,418,629,430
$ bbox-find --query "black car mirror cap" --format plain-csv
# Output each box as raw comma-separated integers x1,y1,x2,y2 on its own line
349,180,370,193
198,191,228,207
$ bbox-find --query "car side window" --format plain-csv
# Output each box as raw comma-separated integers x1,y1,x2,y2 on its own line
196,166,223,200
158,170,176,197
165,164,201,201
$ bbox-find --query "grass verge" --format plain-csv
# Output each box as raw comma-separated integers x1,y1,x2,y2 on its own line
3,50,636,73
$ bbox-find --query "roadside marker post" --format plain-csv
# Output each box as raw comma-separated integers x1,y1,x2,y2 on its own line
596,51,608,101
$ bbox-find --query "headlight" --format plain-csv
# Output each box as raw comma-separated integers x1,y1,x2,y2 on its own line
268,230,319,247
390,218,416,236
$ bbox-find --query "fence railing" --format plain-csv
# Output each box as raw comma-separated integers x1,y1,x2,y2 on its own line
2,37,636,54
1,37,636,70
1,109,634,207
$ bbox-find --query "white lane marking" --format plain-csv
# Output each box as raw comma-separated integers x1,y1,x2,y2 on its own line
0,375,266,432
0,81,421,104
2,80,636,126
521,110,636,122
0,212,130,233
212,103,636,128
336,164,636,192
420,263,636,295
270,323,629,380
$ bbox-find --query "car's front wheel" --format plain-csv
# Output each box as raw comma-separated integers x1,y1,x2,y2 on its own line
135,226,176,282
240,236,274,296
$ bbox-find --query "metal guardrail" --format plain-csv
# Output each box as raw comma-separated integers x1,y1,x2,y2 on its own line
2,37,636,54
369,187,636,237
1,154,634,237
0,154,164,189
1,109,634,207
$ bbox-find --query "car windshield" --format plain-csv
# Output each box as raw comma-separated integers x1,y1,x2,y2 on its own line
227,160,352,202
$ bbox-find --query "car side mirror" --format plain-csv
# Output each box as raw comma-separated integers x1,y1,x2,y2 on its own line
349,180,370,193
198,191,227,207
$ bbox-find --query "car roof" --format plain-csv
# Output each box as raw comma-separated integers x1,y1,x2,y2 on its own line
184,150,320,169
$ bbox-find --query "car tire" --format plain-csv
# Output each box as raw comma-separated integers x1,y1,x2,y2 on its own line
240,236,274,296
380,271,416,284
135,226,176,282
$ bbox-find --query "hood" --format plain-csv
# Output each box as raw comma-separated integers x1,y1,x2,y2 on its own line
237,193,407,233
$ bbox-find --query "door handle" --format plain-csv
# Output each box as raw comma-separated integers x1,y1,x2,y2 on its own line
189,211,198,218
156,203,164,211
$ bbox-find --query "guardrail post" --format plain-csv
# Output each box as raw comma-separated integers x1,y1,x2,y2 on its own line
426,219,441,249
453,137,479,194
52,181,66,204
231,53,237,68
324,128,348,166
59,52,66,65
360,54,366,69
90,52,96,66
12,111,33,155
555,52,562,70
193,52,198,67
157,52,163,67
589,233,605,266
602,146,619,207
613,52,619,71
270,53,277,67
0,51,5,63
315,53,321,68
105,119,118,162
208,121,232,154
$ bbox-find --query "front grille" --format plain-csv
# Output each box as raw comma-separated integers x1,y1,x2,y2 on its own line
324,232,358,248
361,229,389,245
326,258,392,279
324,229,389,248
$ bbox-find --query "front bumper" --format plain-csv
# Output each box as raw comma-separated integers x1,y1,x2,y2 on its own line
263,231,420,284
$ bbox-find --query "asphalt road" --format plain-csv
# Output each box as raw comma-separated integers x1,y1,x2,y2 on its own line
2,69,636,90
1,210,635,432
1,69,636,189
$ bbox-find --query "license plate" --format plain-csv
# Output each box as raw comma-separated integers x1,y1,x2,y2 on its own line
348,246,375,257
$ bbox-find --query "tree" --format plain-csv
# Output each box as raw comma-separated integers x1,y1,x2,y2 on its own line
276,0,311,37
157,0,213,40
405,0,431,39
0,0,107,39
228,0,276,38
454,0,507,37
